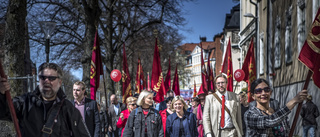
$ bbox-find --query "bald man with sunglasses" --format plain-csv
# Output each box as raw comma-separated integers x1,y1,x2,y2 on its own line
0,62,90,137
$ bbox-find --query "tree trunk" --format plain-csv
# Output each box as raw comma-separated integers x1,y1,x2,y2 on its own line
1,0,27,136
3,0,27,97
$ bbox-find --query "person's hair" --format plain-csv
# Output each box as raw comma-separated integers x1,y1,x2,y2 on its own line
165,96,174,103
167,90,174,95
38,62,63,78
74,81,86,90
214,74,227,84
307,95,312,101
137,90,153,106
250,78,271,94
192,97,199,102
126,97,137,104
170,96,188,111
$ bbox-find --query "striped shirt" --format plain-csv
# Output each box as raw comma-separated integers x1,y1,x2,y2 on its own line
244,105,291,137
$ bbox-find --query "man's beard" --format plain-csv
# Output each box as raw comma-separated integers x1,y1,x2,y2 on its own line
40,84,60,100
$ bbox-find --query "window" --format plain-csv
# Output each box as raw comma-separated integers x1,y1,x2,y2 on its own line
259,36,264,74
274,17,281,68
297,0,306,53
285,6,293,64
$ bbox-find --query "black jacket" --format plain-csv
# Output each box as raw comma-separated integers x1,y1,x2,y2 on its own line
0,87,90,137
159,101,167,111
107,102,126,131
72,98,101,137
300,101,320,127
123,107,164,137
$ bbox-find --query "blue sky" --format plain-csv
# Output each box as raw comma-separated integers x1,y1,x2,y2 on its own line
180,0,239,43
69,1,240,80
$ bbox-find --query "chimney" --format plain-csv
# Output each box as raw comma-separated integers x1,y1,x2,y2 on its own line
199,36,207,42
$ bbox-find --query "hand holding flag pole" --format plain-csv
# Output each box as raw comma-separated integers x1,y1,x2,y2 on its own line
0,60,22,137
289,7,320,137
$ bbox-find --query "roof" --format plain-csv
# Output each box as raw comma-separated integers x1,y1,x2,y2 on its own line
224,4,240,29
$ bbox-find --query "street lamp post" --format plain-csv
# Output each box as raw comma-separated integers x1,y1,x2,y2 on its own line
39,21,56,63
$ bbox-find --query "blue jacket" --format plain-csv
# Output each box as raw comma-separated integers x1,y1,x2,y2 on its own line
166,111,198,137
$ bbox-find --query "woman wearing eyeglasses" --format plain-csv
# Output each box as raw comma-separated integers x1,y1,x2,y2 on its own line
123,90,164,137
166,96,198,137
244,78,308,137
117,97,137,137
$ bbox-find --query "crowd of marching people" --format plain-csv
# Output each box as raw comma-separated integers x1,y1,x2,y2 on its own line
0,62,318,137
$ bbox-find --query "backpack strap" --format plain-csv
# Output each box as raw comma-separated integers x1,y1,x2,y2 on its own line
42,99,65,137
134,108,138,117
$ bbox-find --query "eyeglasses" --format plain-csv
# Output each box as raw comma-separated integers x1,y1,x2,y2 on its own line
129,104,137,106
39,75,60,81
216,82,226,85
254,87,271,94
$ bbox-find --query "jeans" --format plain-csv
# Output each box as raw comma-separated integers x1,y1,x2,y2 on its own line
303,125,316,137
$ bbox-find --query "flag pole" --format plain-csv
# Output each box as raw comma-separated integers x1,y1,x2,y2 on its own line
0,60,22,137
233,81,239,92
102,71,108,108
289,70,312,137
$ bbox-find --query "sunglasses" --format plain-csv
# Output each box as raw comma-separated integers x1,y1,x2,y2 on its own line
254,87,271,94
39,75,60,81
129,104,137,106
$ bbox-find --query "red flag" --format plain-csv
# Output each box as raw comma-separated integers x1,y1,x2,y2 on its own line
151,38,165,103
198,84,205,95
147,72,150,91
135,58,143,94
221,38,233,92
172,64,180,95
242,37,256,102
200,43,208,95
90,31,103,100
298,7,320,88
207,51,214,91
164,57,171,94
122,44,132,103
193,80,197,97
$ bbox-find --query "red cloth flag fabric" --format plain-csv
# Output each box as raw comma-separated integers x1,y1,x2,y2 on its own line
147,72,150,91
207,52,214,91
200,43,208,95
193,80,197,97
90,31,104,100
221,38,233,92
242,37,256,102
298,7,320,88
172,64,180,95
151,38,165,103
197,104,204,137
197,84,205,95
135,58,145,94
164,57,171,94
122,44,132,103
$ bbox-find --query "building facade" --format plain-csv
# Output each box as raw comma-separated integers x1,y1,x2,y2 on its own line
240,0,320,135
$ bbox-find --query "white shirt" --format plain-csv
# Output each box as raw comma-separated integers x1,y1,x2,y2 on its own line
113,103,120,116
216,91,234,129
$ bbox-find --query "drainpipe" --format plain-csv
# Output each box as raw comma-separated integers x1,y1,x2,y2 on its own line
250,0,259,78
266,0,270,82
238,32,243,90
